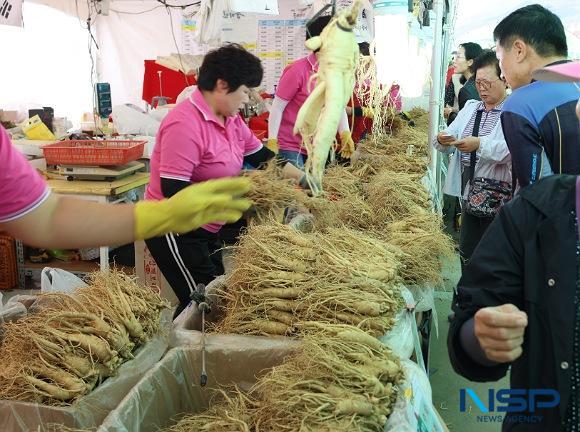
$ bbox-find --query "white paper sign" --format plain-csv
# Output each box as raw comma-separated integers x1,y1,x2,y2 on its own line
229,0,279,15
0,0,22,27
222,11,259,47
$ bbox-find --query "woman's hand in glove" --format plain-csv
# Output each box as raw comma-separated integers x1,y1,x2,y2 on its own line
338,131,355,159
266,138,279,154
134,177,252,240
361,106,374,119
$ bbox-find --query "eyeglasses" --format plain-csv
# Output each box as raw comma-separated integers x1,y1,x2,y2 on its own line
475,78,502,90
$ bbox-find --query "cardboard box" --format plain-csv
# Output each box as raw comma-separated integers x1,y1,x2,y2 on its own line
0,331,169,431
0,110,18,123
98,342,298,431
134,240,177,306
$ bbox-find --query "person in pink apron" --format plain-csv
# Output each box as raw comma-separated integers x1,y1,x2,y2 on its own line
0,125,251,251
144,44,278,318
267,15,354,169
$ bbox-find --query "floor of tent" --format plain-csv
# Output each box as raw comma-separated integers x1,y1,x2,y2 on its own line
431,255,510,431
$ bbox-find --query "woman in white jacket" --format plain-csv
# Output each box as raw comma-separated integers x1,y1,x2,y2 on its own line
433,50,511,271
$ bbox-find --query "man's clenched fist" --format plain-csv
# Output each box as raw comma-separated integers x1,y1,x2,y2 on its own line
474,303,528,363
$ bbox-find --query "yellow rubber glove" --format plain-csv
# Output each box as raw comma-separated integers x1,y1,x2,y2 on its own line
362,106,375,119
134,177,252,240
266,138,279,154
339,131,355,159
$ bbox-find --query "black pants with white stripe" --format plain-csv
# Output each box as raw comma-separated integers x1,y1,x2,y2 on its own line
145,228,224,318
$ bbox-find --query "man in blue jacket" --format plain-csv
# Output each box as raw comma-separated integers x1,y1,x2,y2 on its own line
448,60,580,431
494,5,580,189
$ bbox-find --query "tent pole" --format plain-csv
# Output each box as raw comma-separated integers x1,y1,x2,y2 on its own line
428,0,445,211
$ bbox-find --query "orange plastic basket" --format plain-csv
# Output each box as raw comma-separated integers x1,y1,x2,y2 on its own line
0,232,18,290
42,140,146,166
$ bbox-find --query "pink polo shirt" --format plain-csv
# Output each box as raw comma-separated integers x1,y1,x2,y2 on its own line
0,126,50,223
276,52,318,154
145,89,262,233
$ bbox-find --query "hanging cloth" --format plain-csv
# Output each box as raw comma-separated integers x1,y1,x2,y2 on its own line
194,0,230,45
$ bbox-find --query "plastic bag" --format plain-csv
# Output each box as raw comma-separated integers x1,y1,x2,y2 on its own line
286,212,314,232
98,342,298,431
0,327,169,431
384,359,446,432
0,292,27,324
176,85,197,104
381,310,414,359
112,105,161,136
6,294,37,310
380,286,415,358
407,285,434,313
407,284,438,337
40,268,87,293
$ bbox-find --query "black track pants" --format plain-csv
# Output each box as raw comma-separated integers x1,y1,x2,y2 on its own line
145,228,224,318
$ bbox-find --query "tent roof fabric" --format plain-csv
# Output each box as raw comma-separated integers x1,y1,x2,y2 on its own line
454,0,580,57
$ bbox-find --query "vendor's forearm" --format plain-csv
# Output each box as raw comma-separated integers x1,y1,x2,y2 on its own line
459,318,500,367
51,197,136,247
268,96,288,139
4,195,136,248
338,110,349,133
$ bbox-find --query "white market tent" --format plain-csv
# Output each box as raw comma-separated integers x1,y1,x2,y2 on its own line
1,1,409,126
1,0,208,125
1,0,376,126
0,0,578,129
454,0,580,57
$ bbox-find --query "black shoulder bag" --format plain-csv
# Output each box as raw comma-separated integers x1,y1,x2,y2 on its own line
464,111,512,218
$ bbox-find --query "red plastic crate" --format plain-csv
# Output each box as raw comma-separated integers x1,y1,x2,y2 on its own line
253,130,267,140
42,140,146,166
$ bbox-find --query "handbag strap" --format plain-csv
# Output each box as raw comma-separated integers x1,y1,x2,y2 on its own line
469,110,484,183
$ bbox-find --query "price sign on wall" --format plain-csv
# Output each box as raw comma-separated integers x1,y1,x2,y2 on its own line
181,0,317,93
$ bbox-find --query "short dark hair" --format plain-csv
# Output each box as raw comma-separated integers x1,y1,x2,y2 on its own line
306,15,332,40
472,50,501,78
358,42,370,56
460,42,483,63
493,4,567,57
197,43,263,92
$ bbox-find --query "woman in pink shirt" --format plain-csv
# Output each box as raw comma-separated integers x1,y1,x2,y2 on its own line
267,15,355,169
0,125,252,252
144,44,280,318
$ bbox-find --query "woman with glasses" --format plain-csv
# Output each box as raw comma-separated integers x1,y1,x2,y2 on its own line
444,42,483,125
433,50,512,272
448,60,580,432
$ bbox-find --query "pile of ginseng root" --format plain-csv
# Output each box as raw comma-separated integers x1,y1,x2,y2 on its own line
209,107,453,344
213,223,403,338
0,270,168,405
241,108,453,288
243,161,310,223
164,108,449,431
305,171,454,287
166,324,405,432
